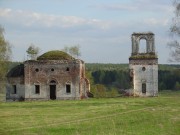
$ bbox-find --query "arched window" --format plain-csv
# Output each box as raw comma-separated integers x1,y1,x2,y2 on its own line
66,82,71,94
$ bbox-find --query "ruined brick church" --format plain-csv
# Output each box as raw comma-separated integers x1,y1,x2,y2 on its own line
6,51,90,101
6,32,158,101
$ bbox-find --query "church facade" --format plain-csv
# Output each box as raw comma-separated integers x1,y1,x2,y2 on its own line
6,51,90,101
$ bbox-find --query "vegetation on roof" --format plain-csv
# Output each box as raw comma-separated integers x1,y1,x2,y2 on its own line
37,50,74,60
133,32,154,35
129,53,158,59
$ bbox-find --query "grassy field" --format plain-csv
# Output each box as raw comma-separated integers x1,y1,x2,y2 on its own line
0,91,180,135
0,93,5,102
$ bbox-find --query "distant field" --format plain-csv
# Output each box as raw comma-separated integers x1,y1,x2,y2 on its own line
0,91,180,135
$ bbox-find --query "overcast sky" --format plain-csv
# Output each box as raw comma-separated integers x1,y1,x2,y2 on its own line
0,0,175,64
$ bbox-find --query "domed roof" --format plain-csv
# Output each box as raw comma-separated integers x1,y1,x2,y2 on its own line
37,50,74,60
7,64,24,77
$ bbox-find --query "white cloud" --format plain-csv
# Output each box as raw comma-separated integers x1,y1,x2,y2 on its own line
0,8,113,30
0,8,12,17
99,4,137,11
94,0,171,13
143,18,170,26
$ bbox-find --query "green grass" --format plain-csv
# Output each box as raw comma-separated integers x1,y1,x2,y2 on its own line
0,93,5,102
0,91,180,135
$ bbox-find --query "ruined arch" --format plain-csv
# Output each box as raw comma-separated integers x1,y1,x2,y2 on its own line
131,32,155,54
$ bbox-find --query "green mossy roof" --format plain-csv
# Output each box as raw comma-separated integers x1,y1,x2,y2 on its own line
129,53,158,60
37,50,74,60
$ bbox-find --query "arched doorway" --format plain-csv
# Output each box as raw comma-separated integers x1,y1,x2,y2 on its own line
49,80,57,100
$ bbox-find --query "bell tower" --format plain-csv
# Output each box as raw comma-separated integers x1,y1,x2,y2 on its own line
129,32,158,96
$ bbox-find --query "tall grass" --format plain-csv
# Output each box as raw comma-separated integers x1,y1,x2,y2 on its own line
0,82,6,102
0,91,180,135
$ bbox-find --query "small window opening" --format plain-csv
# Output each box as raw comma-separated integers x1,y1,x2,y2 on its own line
35,68,39,72
13,85,17,94
142,67,146,71
51,68,54,72
66,84,71,93
35,85,40,94
142,83,146,94
66,67,70,71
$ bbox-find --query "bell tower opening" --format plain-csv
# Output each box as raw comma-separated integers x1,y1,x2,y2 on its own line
139,39,147,53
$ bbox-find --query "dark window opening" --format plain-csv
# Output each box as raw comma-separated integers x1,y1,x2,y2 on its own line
66,67,70,71
35,85,40,94
142,67,146,71
51,68,54,72
13,85,17,94
35,68,39,72
50,85,56,100
142,83,146,94
66,84,71,93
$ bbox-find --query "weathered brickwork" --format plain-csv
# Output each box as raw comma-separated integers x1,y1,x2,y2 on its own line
129,59,158,65
129,32,158,97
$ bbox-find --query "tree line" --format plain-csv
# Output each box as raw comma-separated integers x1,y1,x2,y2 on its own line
90,69,180,91
85,63,180,97
92,70,130,89
159,70,180,90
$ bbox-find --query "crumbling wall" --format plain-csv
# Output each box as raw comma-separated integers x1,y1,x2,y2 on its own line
6,77,25,101
24,59,87,100
129,60,158,96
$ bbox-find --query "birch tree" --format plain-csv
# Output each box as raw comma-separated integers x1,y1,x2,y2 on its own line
0,26,11,94
26,44,40,60
169,0,180,62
